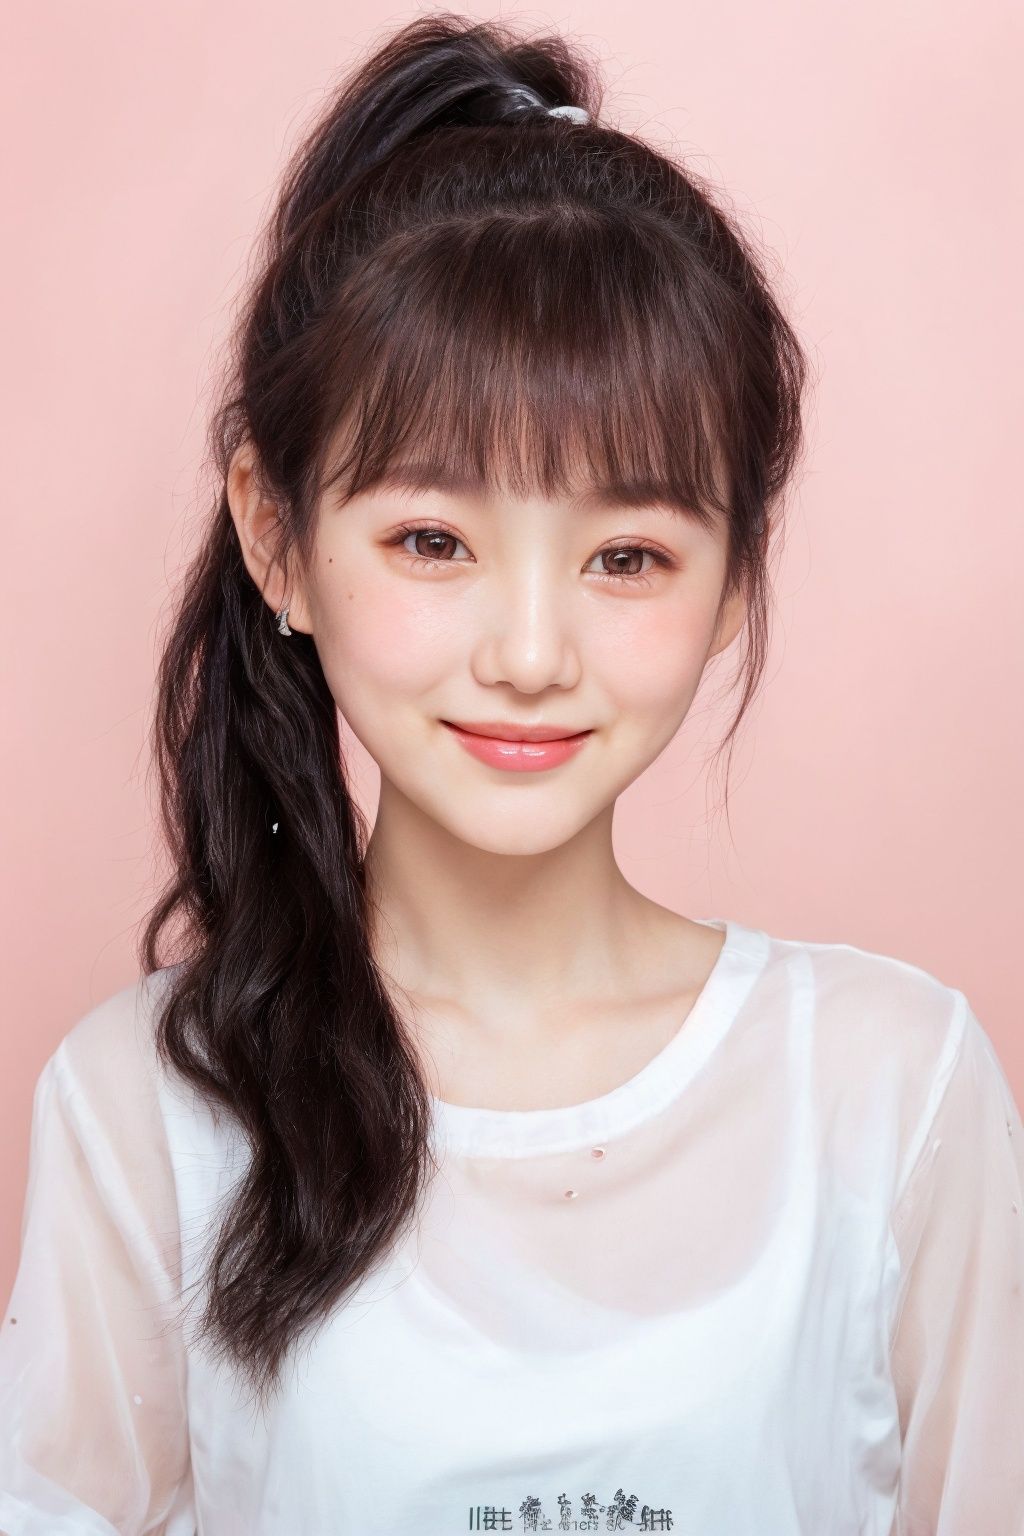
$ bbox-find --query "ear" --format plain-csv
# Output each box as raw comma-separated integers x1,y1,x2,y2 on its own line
707,582,747,660
226,441,313,635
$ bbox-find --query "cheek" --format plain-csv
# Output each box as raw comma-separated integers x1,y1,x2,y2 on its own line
588,598,713,714
314,580,458,705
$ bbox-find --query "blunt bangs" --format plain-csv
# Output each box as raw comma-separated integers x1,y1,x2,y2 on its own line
313,193,735,537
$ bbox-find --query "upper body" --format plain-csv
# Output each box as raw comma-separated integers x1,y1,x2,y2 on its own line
7,15,1017,1536
2,915,1023,1536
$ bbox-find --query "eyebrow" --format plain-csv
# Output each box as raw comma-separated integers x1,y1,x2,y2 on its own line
368,461,702,519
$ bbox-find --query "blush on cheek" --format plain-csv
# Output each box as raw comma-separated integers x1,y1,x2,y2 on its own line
592,605,711,707
321,591,456,697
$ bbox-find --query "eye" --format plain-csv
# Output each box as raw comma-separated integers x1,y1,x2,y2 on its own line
585,543,674,586
394,525,471,566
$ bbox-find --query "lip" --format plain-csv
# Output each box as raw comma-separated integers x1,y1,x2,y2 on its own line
441,719,591,742
441,719,593,774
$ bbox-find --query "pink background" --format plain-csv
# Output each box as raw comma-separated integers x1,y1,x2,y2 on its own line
2,0,1021,1299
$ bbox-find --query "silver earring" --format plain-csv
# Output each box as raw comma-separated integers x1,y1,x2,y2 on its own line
276,607,292,635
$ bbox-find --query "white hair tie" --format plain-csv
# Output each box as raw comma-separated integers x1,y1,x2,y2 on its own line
507,85,590,125
547,103,590,124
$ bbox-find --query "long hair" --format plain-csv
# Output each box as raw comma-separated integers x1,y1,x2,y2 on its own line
139,11,809,1410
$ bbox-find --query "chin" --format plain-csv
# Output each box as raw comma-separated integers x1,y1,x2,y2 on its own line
438,803,598,858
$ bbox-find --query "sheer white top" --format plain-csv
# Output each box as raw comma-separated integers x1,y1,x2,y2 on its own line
2,918,1022,1534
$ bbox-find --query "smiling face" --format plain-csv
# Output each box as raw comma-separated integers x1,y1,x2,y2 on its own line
229,442,746,859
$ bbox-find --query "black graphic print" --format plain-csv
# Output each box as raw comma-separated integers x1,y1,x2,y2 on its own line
465,1488,673,1530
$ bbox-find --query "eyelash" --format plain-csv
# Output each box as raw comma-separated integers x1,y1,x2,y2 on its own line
389,523,675,587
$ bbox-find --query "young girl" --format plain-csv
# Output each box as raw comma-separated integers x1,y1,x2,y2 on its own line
1,13,1021,1536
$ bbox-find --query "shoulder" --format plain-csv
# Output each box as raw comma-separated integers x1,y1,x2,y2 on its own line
53,964,180,1088
759,926,970,1189
762,924,963,1055
8,967,193,1283
44,964,185,1169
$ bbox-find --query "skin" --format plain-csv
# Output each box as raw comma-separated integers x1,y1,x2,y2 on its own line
227,441,747,1112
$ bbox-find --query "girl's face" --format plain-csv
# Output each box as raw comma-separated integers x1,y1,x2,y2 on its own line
230,447,746,857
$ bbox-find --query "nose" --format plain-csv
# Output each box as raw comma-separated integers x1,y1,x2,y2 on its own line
471,565,582,694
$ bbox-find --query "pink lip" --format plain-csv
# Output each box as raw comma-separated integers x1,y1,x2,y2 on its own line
441,720,593,773
444,719,590,742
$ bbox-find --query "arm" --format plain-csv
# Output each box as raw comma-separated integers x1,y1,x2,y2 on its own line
0,1005,191,1535
890,993,1024,1534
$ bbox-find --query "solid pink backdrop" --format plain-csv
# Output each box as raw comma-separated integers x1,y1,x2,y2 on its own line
2,0,1021,1302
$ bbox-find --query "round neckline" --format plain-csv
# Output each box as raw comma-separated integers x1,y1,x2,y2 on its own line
427,916,769,1159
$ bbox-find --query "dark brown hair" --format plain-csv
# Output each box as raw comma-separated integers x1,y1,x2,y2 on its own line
140,11,809,1410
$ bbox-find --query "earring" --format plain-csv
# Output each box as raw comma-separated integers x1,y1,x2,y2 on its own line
276,607,292,636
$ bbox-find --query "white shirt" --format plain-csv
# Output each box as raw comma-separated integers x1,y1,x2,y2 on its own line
2,917,1023,1535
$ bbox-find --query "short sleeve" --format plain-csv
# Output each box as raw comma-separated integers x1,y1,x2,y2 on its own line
0,984,191,1535
889,993,1024,1535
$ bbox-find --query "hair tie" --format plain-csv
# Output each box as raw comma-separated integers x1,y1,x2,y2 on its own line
547,103,590,124
506,85,590,125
